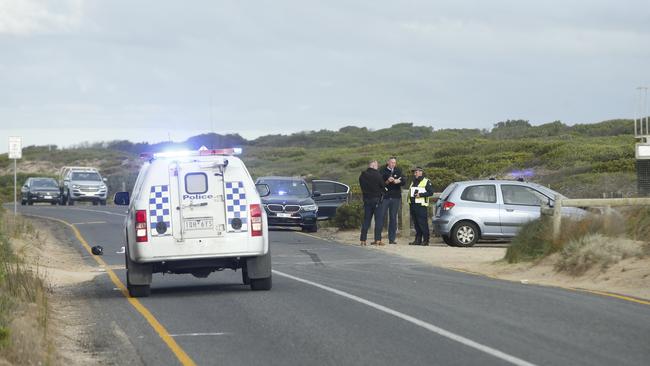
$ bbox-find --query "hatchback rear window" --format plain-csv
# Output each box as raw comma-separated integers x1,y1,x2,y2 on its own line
461,185,497,203
440,183,458,201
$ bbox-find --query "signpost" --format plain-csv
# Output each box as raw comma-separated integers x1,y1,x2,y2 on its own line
8,136,22,217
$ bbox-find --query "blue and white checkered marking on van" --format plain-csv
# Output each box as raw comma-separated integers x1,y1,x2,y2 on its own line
149,185,172,236
225,181,248,232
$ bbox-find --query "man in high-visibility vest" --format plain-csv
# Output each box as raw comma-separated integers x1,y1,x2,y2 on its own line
409,166,434,245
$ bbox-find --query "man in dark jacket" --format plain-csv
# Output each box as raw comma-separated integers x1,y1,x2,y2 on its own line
358,160,386,246
377,156,406,244
409,166,434,245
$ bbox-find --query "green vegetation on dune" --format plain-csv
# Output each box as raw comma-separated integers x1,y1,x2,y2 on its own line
0,118,642,203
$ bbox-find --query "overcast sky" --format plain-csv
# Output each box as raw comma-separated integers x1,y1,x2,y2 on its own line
1,0,649,152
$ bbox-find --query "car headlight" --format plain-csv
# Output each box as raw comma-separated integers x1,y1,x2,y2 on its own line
300,204,318,212
100,185,107,190
72,184,80,189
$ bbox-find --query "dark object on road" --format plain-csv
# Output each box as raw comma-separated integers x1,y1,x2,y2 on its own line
91,245,104,255
20,177,61,205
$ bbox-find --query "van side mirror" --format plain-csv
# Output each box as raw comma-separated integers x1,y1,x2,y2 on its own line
312,190,322,197
114,191,130,205
103,177,108,182
256,184,271,197
547,198,554,208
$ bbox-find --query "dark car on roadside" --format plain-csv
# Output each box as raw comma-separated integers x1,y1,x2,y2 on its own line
256,177,349,232
21,177,60,205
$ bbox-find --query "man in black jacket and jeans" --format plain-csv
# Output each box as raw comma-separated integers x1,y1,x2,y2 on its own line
377,157,406,244
358,160,386,246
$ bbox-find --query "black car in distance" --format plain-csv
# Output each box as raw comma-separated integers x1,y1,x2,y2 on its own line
21,177,60,205
256,177,349,232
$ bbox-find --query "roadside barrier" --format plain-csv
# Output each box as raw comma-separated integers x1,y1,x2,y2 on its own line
543,196,650,240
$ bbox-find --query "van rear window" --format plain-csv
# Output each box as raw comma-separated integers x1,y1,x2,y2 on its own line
185,173,208,194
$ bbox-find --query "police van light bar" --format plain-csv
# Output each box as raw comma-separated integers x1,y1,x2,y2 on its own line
140,148,243,160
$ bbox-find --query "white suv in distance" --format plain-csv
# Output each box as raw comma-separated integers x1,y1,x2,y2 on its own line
114,148,272,297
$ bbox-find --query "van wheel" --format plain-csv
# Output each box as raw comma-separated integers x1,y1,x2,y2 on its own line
451,221,479,247
92,200,98,206
250,276,272,291
100,200,107,206
127,283,151,298
242,268,251,285
21,199,26,206
442,235,455,246
27,199,33,205
67,192,74,206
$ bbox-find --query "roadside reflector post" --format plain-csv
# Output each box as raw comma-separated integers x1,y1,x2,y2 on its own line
552,194,562,241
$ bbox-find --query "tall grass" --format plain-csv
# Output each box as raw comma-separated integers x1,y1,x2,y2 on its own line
0,208,51,363
505,208,650,268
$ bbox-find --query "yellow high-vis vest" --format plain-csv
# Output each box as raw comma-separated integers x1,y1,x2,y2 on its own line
410,178,430,206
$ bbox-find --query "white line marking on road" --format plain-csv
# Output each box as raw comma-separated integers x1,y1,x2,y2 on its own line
70,221,107,225
272,270,537,366
170,333,229,337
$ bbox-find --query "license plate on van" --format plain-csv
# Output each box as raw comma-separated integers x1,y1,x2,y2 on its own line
184,217,213,230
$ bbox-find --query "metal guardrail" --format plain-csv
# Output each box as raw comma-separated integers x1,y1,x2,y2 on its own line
545,196,650,240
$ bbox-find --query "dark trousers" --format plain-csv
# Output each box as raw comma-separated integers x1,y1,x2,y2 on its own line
410,204,429,241
360,197,382,242
377,197,400,242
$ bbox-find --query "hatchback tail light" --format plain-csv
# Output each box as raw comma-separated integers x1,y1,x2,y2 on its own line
250,204,263,237
135,209,148,243
442,201,455,211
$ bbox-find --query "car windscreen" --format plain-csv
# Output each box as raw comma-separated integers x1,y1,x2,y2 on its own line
262,180,310,198
31,179,58,188
71,172,102,181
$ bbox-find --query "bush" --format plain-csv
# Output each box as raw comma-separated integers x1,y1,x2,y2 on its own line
505,218,554,263
555,234,645,275
332,201,363,230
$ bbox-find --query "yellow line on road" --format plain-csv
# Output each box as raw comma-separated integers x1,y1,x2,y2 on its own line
25,214,197,366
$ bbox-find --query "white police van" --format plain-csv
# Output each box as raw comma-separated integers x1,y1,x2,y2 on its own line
114,148,271,297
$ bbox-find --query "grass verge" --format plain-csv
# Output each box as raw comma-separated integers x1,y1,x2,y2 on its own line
505,207,650,274
0,209,53,365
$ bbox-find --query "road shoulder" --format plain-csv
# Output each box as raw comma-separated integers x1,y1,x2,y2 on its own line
315,227,650,302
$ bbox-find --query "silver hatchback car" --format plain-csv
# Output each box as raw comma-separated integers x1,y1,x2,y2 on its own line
432,180,584,247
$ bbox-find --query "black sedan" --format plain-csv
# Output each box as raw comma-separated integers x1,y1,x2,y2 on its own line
256,176,350,233
21,177,60,205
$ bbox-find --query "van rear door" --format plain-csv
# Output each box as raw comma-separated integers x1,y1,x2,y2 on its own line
168,160,227,240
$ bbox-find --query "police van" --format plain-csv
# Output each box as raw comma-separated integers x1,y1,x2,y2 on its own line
114,148,271,297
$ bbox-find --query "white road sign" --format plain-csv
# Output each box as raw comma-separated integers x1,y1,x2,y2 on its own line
8,136,22,159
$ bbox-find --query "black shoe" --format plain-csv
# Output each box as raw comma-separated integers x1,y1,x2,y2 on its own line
389,241,397,244
409,240,422,245
422,238,430,246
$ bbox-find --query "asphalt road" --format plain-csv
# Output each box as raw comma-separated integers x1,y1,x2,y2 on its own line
12,204,650,366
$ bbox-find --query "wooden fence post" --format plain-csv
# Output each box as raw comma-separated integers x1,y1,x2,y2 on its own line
552,194,562,241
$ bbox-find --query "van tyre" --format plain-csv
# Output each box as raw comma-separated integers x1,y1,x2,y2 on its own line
250,276,272,291
67,191,74,206
92,200,98,206
242,267,251,285
100,200,107,206
451,221,479,247
127,283,151,298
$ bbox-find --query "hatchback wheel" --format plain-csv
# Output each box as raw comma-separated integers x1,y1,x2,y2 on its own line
451,222,479,247
441,235,455,246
